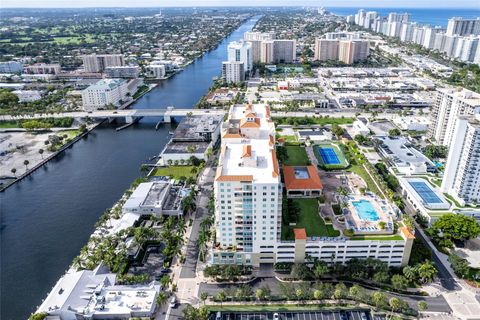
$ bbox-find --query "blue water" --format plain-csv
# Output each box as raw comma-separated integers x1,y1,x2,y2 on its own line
329,7,480,27
352,200,380,221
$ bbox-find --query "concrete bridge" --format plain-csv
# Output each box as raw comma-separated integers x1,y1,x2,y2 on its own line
0,107,226,123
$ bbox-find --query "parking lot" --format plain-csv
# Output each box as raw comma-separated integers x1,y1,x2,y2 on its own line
210,310,373,320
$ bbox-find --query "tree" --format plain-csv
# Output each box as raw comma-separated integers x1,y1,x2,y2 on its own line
140,164,149,176
290,263,312,280
23,159,29,170
388,128,401,137
371,291,387,308
373,270,390,284
391,274,409,290
182,305,209,320
402,265,417,283
449,253,471,278
333,283,348,299
431,214,480,242
160,275,171,289
418,301,428,311
389,297,402,312
417,261,437,283
313,289,322,300
423,145,448,160
200,292,208,305
216,291,226,306
156,292,167,306
313,261,329,279
28,313,48,320
331,124,345,137
10,168,16,177
256,285,270,301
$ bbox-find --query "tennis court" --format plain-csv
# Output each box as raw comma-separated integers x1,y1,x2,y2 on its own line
318,147,340,165
409,181,443,204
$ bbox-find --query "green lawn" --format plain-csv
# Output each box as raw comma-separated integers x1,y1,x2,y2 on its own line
313,143,349,169
283,146,310,166
279,135,297,143
347,164,384,198
273,117,354,126
150,166,197,179
282,198,340,240
208,304,361,312
350,235,404,241
0,121,22,128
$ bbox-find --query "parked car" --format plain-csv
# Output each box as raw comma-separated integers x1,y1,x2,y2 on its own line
169,296,177,308
273,313,279,320
361,312,368,320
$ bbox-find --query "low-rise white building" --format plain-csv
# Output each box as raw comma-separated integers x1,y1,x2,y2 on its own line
392,116,429,132
36,265,160,319
105,66,140,78
352,117,370,136
146,63,166,79
123,180,188,216
81,78,129,110
12,90,42,102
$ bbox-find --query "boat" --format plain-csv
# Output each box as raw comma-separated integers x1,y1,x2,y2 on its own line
168,131,174,135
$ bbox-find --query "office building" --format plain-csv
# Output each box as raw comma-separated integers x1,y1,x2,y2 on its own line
314,39,339,61
82,54,125,73
222,61,245,84
244,32,275,63
24,63,61,75
273,39,296,63
441,111,480,206
429,88,480,146
105,66,140,78
0,61,23,73
146,63,166,79
81,78,129,110
338,40,370,64
446,17,480,36
227,41,252,73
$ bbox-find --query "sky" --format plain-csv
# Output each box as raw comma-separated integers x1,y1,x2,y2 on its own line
2,0,480,8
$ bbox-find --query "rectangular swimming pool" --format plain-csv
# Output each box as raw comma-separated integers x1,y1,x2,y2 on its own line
318,147,340,165
409,181,443,204
352,199,380,221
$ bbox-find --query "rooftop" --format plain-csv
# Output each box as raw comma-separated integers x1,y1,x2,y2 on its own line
172,114,223,142
283,165,323,191
377,136,435,170
86,78,126,91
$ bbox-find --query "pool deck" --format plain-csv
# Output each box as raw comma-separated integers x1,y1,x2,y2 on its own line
344,194,394,235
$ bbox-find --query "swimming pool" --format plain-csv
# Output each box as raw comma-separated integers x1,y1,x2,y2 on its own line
318,147,340,165
352,200,380,221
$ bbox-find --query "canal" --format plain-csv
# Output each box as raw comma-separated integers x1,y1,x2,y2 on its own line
0,17,258,320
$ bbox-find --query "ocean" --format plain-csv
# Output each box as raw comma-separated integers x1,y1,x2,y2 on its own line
328,7,480,27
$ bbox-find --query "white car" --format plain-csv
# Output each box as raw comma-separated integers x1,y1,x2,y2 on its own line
273,313,279,320
169,296,177,308
361,312,368,320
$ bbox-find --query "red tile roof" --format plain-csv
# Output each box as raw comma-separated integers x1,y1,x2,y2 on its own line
242,145,252,158
294,228,307,240
283,165,323,191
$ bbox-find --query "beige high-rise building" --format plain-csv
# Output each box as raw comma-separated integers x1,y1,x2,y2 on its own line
260,41,274,64
338,40,369,64
82,54,125,73
314,39,339,61
244,32,275,63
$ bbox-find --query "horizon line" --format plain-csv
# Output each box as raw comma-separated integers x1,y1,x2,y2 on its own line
2,5,480,9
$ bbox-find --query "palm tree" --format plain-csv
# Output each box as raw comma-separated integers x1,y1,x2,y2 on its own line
23,160,29,170
216,291,226,307
417,261,437,283
10,168,16,177
200,292,208,305
156,292,167,306
38,148,44,159
140,164,149,176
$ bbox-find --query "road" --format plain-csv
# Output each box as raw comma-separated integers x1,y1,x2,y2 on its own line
196,277,452,314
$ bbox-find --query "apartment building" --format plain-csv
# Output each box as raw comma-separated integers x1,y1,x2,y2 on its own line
338,40,370,64
82,54,125,73
314,39,339,61
260,40,274,64
81,78,129,110
24,63,61,75
428,88,480,146
244,31,275,63
0,61,23,73
222,61,245,84
441,111,480,206
273,40,297,63
105,66,140,78
212,104,414,267
146,63,166,79
446,17,480,37
227,41,252,73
